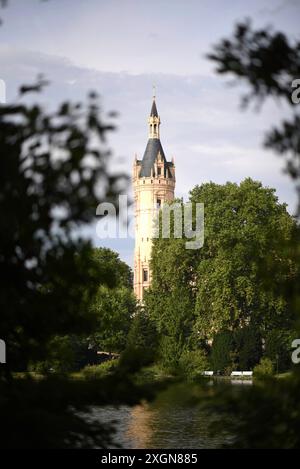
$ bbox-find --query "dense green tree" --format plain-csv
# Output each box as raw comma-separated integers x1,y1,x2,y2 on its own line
146,178,296,369
191,179,296,339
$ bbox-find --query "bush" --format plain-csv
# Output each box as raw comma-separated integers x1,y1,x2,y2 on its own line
133,364,168,384
253,357,274,378
81,360,117,379
28,360,53,375
179,349,209,381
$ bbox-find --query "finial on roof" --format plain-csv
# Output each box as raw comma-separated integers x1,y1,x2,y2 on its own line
150,86,158,117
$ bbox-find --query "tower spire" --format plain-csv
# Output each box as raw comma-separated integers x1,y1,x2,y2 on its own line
149,90,160,137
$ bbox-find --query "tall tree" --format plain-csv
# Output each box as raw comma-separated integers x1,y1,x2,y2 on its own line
146,179,296,363
191,179,296,339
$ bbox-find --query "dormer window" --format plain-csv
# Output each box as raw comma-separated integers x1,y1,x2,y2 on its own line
157,167,162,176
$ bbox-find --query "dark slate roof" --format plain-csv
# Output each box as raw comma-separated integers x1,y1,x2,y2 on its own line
150,99,158,117
139,138,173,178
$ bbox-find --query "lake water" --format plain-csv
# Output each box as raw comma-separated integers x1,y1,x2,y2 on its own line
89,380,252,448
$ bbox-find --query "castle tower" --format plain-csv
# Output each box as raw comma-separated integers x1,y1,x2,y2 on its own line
133,95,176,300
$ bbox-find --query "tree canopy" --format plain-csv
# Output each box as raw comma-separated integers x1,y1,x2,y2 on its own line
145,178,296,369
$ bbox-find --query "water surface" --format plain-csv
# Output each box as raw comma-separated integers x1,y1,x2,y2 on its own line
89,380,251,448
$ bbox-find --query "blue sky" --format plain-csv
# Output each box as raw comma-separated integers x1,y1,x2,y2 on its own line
0,0,299,266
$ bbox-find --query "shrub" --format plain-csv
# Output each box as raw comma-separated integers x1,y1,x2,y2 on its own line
253,357,274,378
81,360,117,379
179,349,209,381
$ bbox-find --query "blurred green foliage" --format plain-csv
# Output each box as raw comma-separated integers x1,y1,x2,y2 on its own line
0,81,148,447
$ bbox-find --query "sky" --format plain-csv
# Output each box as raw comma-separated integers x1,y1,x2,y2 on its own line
0,0,299,266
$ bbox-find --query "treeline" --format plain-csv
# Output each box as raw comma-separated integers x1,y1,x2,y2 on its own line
26,179,298,381
29,178,298,380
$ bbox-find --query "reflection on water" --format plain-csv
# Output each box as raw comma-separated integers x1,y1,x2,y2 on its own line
89,380,251,448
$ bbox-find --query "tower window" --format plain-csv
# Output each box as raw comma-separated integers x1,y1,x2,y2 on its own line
157,198,162,208
157,167,161,176
143,269,148,282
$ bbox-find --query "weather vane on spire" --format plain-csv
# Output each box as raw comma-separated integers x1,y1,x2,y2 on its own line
152,84,156,100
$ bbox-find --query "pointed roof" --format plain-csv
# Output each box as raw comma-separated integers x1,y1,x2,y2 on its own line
139,136,173,179
139,139,166,177
150,99,158,117
138,96,173,178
